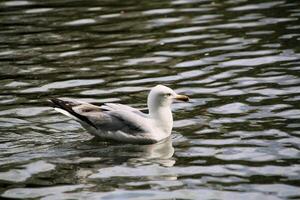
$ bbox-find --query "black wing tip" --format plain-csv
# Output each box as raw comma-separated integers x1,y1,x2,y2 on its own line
48,98,74,114
48,98,70,110
48,98,60,108
48,98,79,108
49,97,98,129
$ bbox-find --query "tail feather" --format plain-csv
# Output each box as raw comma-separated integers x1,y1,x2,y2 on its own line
49,98,97,129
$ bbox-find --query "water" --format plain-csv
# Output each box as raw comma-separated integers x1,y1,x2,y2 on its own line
0,0,300,199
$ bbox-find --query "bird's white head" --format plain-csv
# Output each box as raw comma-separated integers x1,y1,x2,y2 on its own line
147,85,189,112
147,85,189,137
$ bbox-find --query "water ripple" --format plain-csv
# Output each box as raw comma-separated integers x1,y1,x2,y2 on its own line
0,0,300,199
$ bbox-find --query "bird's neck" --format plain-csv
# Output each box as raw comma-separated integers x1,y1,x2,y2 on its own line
149,106,173,135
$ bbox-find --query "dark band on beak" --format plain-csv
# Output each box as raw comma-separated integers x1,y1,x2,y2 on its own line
175,95,189,102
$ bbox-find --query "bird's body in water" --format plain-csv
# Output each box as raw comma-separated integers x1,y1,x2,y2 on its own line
50,85,189,144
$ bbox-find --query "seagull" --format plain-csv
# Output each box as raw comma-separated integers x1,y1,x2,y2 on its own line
50,85,189,144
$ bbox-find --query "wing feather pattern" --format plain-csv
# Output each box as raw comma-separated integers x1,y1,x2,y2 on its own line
50,98,152,141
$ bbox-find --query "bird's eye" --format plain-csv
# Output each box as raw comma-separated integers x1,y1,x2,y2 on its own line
165,93,172,96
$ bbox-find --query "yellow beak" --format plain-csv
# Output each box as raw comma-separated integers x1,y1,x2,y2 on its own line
175,94,189,102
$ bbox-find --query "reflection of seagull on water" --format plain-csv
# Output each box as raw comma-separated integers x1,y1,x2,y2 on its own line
50,85,189,144
133,138,176,167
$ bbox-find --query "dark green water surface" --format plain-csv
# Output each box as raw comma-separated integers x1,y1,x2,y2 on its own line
0,0,300,199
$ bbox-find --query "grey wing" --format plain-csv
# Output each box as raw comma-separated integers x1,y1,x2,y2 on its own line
91,111,156,143
50,98,153,139
86,110,152,136
107,110,152,134
100,103,147,117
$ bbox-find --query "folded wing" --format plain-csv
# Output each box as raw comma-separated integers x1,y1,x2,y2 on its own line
50,98,153,142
